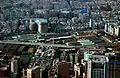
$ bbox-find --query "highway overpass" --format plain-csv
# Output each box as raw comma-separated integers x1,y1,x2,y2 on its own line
0,40,86,48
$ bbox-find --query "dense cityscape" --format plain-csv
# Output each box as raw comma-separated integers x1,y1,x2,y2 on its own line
0,0,120,78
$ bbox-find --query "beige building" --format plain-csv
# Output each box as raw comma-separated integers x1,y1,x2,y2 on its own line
113,26,120,37
27,66,42,78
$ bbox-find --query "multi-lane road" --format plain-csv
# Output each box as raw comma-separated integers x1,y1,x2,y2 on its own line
0,40,84,48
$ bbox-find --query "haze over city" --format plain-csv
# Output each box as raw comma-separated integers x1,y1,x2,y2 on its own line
0,0,120,78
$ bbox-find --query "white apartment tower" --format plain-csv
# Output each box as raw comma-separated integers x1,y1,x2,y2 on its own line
87,55,109,78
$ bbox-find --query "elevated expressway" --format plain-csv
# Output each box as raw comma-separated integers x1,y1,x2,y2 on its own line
0,40,105,51
0,40,83,48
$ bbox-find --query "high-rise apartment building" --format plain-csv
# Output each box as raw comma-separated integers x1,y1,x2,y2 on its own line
87,55,109,78
11,56,20,78
27,66,42,78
